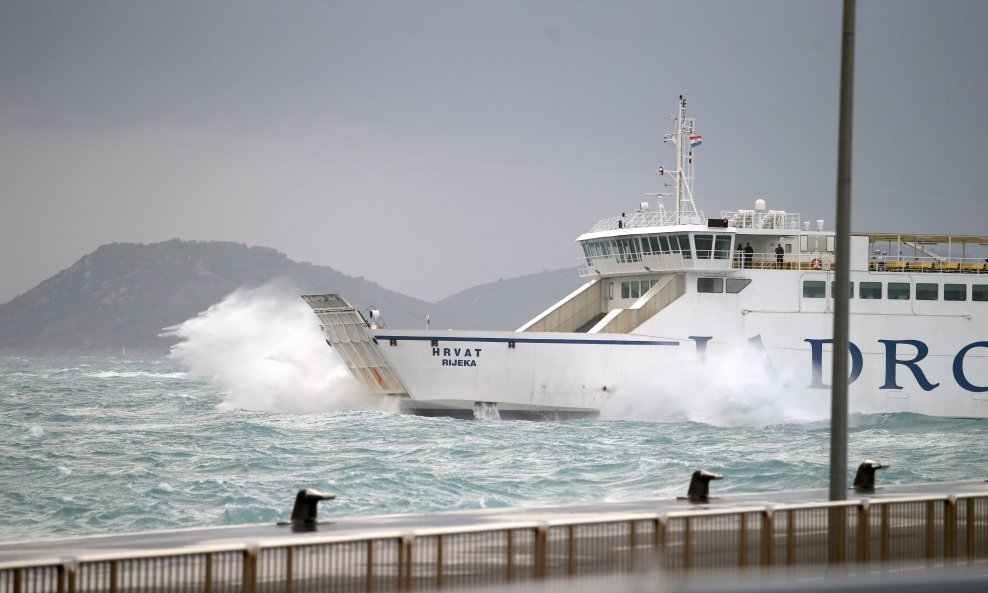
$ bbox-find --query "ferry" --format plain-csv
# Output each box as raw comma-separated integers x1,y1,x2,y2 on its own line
304,97,988,419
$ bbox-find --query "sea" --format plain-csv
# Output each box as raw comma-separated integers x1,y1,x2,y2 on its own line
2,285,986,543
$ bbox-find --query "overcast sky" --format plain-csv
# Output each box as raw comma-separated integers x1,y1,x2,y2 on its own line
1,1,986,304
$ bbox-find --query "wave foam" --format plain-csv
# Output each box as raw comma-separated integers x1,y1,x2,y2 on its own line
166,282,396,414
600,345,828,426
87,371,188,379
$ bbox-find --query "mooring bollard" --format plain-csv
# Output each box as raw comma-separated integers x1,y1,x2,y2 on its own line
686,469,724,502
853,460,889,492
282,488,336,525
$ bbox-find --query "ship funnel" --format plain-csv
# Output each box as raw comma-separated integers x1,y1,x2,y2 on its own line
687,470,724,502
852,460,889,492
287,488,336,525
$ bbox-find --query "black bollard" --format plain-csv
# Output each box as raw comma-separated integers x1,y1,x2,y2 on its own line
288,488,336,524
686,470,724,502
852,460,889,492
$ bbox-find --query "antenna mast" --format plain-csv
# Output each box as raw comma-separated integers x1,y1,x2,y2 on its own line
662,95,701,225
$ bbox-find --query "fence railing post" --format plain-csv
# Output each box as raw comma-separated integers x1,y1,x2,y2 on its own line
242,547,258,593
436,534,443,589
398,536,414,591
629,520,637,571
655,518,667,571
738,513,748,568
786,510,795,566
534,526,548,580
966,498,976,561
944,497,957,563
880,503,890,562
761,509,774,567
366,540,374,593
506,530,514,582
284,546,293,593
204,552,213,593
567,525,575,577
683,517,692,570
858,501,870,564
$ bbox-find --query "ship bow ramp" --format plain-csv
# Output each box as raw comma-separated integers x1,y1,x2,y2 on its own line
301,294,409,396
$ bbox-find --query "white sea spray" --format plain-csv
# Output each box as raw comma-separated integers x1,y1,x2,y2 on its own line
600,344,829,426
165,282,397,414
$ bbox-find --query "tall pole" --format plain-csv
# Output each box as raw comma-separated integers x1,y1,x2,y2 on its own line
829,0,855,564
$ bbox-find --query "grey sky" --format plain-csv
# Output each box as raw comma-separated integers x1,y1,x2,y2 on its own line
1,1,986,305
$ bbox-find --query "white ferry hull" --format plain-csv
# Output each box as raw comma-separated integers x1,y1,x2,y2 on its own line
367,329,673,419
355,269,988,420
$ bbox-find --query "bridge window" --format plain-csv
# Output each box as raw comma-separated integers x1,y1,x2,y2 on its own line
831,281,854,298
974,285,988,302
694,234,713,259
676,234,692,259
669,235,683,256
887,282,910,300
658,235,671,253
860,282,882,299
802,280,825,298
945,284,967,301
698,277,724,293
916,283,938,301
615,238,636,263
714,235,732,259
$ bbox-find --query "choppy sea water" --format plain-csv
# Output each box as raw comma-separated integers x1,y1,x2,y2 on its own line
3,355,987,544
2,286,986,543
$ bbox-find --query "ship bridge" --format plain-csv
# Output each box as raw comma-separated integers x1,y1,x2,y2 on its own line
575,203,829,277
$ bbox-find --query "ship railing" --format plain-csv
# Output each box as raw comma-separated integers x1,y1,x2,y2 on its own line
720,210,803,231
577,251,837,275
732,251,835,271
2,492,986,593
869,256,988,273
578,253,723,276
589,210,707,232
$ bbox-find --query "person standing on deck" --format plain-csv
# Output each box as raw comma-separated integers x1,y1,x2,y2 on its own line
775,244,785,268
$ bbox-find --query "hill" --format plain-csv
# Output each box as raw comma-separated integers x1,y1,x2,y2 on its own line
435,268,584,330
0,240,580,355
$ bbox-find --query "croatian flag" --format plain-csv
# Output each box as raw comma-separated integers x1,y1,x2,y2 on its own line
690,134,702,148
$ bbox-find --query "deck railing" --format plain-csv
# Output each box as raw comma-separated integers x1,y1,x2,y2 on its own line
2,493,986,593
589,210,708,232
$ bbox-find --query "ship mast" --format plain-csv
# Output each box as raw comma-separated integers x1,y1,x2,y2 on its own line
661,95,701,225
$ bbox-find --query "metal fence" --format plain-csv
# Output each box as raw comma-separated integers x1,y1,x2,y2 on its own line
2,493,986,593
